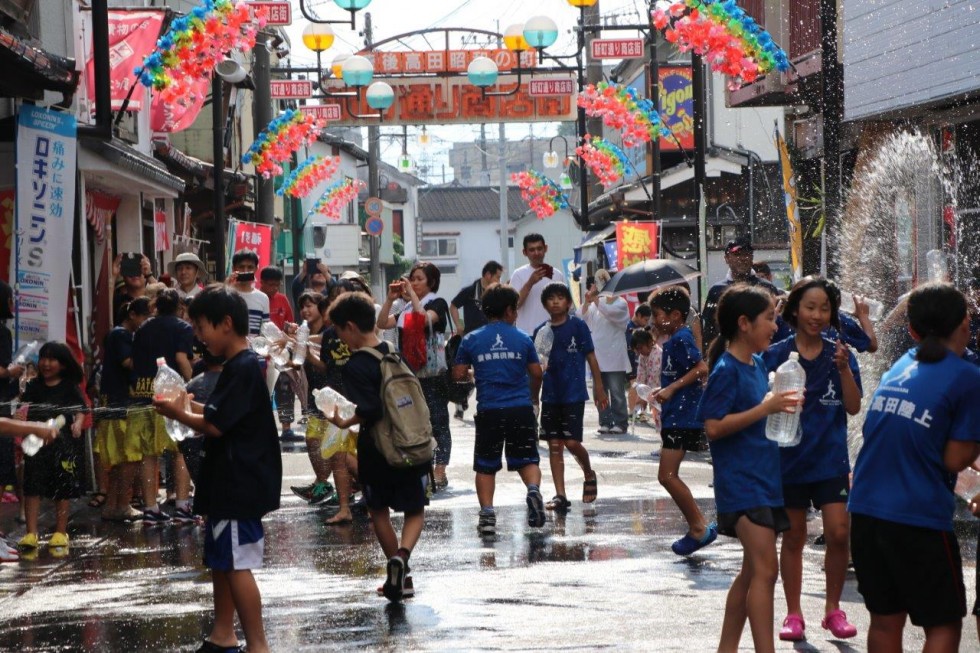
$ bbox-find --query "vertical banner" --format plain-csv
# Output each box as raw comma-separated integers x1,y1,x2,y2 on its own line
603,239,619,272
85,190,120,363
0,190,14,279
229,220,273,274
14,105,78,344
776,129,803,282
616,221,659,268
659,67,694,151
153,198,170,252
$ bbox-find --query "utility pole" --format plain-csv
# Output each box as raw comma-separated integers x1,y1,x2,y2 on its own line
212,75,226,280
480,123,488,184
365,13,382,293
692,53,708,297
648,30,662,222
252,34,274,224
499,123,508,273
820,0,843,278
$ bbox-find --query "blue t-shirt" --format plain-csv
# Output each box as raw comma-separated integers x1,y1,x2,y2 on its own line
849,349,980,531
455,321,540,411
660,326,704,429
773,312,872,352
534,317,594,405
696,352,782,513
763,337,862,483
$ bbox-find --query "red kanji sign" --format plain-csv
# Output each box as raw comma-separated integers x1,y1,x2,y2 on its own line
301,104,342,121
367,49,537,75
328,76,576,126
616,222,659,268
248,2,290,25
528,78,576,97
591,38,645,59
270,80,312,99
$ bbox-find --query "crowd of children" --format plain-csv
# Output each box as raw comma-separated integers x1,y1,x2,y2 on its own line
3,249,980,653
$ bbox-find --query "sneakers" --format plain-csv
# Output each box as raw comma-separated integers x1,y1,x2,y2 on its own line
382,554,407,602
17,532,38,549
821,610,857,639
526,489,546,528
308,481,335,505
0,538,18,561
596,426,611,435
671,523,718,556
1,486,18,503
607,425,627,435
779,614,805,641
173,507,200,524
142,509,171,525
477,510,497,535
290,482,316,500
377,575,415,598
280,428,304,443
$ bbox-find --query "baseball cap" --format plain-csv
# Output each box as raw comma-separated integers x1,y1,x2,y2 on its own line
725,236,753,255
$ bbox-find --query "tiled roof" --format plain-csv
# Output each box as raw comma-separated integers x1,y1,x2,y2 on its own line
418,186,529,222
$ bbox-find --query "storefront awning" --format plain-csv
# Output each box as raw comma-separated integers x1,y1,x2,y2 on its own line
80,137,184,197
0,26,78,101
153,141,248,187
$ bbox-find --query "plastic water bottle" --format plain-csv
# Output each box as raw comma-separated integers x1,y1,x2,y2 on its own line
260,322,290,368
533,325,554,369
22,415,66,457
633,383,653,401
291,320,310,366
152,358,193,442
838,292,884,322
766,352,805,447
249,335,270,357
313,387,356,421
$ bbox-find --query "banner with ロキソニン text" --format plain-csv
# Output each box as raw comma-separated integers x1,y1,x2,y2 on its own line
13,105,78,345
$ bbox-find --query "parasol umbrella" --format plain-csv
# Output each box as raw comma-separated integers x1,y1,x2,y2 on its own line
600,259,701,297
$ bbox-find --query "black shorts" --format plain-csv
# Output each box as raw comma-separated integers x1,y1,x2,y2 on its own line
717,506,791,538
851,513,966,627
363,472,428,514
782,474,850,510
23,436,81,500
473,406,540,475
974,529,980,617
661,428,704,452
539,402,585,442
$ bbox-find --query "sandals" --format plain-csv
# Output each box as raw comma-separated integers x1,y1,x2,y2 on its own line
546,495,571,511
88,493,107,508
583,473,598,503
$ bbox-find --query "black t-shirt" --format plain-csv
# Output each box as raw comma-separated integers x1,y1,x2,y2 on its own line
21,378,85,433
101,327,133,410
0,323,15,405
318,325,352,395
130,315,194,403
341,342,428,484
198,349,282,519
451,280,488,334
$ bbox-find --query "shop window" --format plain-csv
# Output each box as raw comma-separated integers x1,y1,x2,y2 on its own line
421,237,458,258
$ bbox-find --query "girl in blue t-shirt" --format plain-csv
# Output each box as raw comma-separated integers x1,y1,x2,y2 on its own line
697,285,799,653
850,283,980,651
763,277,862,642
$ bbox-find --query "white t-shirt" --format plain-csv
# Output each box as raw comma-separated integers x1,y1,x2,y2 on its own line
237,287,270,336
583,297,631,372
510,263,566,336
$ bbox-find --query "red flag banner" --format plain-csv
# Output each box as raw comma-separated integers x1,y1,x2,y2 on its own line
151,75,209,133
85,189,120,244
84,9,166,113
0,190,13,281
616,222,659,268
231,220,273,271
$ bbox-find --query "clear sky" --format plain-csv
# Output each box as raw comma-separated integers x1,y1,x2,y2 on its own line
282,0,651,182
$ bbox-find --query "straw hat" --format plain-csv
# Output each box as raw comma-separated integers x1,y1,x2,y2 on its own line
168,252,206,278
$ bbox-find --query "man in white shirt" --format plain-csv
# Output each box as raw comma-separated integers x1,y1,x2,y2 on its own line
169,252,206,300
581,271,630,434
228,249,269,336
510,233,566,335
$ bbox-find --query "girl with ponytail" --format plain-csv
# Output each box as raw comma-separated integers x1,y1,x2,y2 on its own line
696,285,801,653
849,282,980,651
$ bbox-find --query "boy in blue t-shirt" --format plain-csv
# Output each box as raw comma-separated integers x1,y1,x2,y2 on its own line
453,284,546,536
533,283,607,511
154,285,281,653
649,287,716,556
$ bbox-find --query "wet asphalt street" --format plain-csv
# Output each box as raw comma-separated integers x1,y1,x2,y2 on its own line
0,406,977,652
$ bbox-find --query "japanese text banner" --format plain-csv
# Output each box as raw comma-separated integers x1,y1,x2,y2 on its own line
14,105,78,344
616,222,659,269
84,10,166,113
328,75,576,126
227,220,273,276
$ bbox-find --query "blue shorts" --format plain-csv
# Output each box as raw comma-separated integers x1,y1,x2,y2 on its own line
203,518,265,571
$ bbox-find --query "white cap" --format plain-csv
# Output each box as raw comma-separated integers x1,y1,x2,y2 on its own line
788,352,799,361
156,357,166,366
